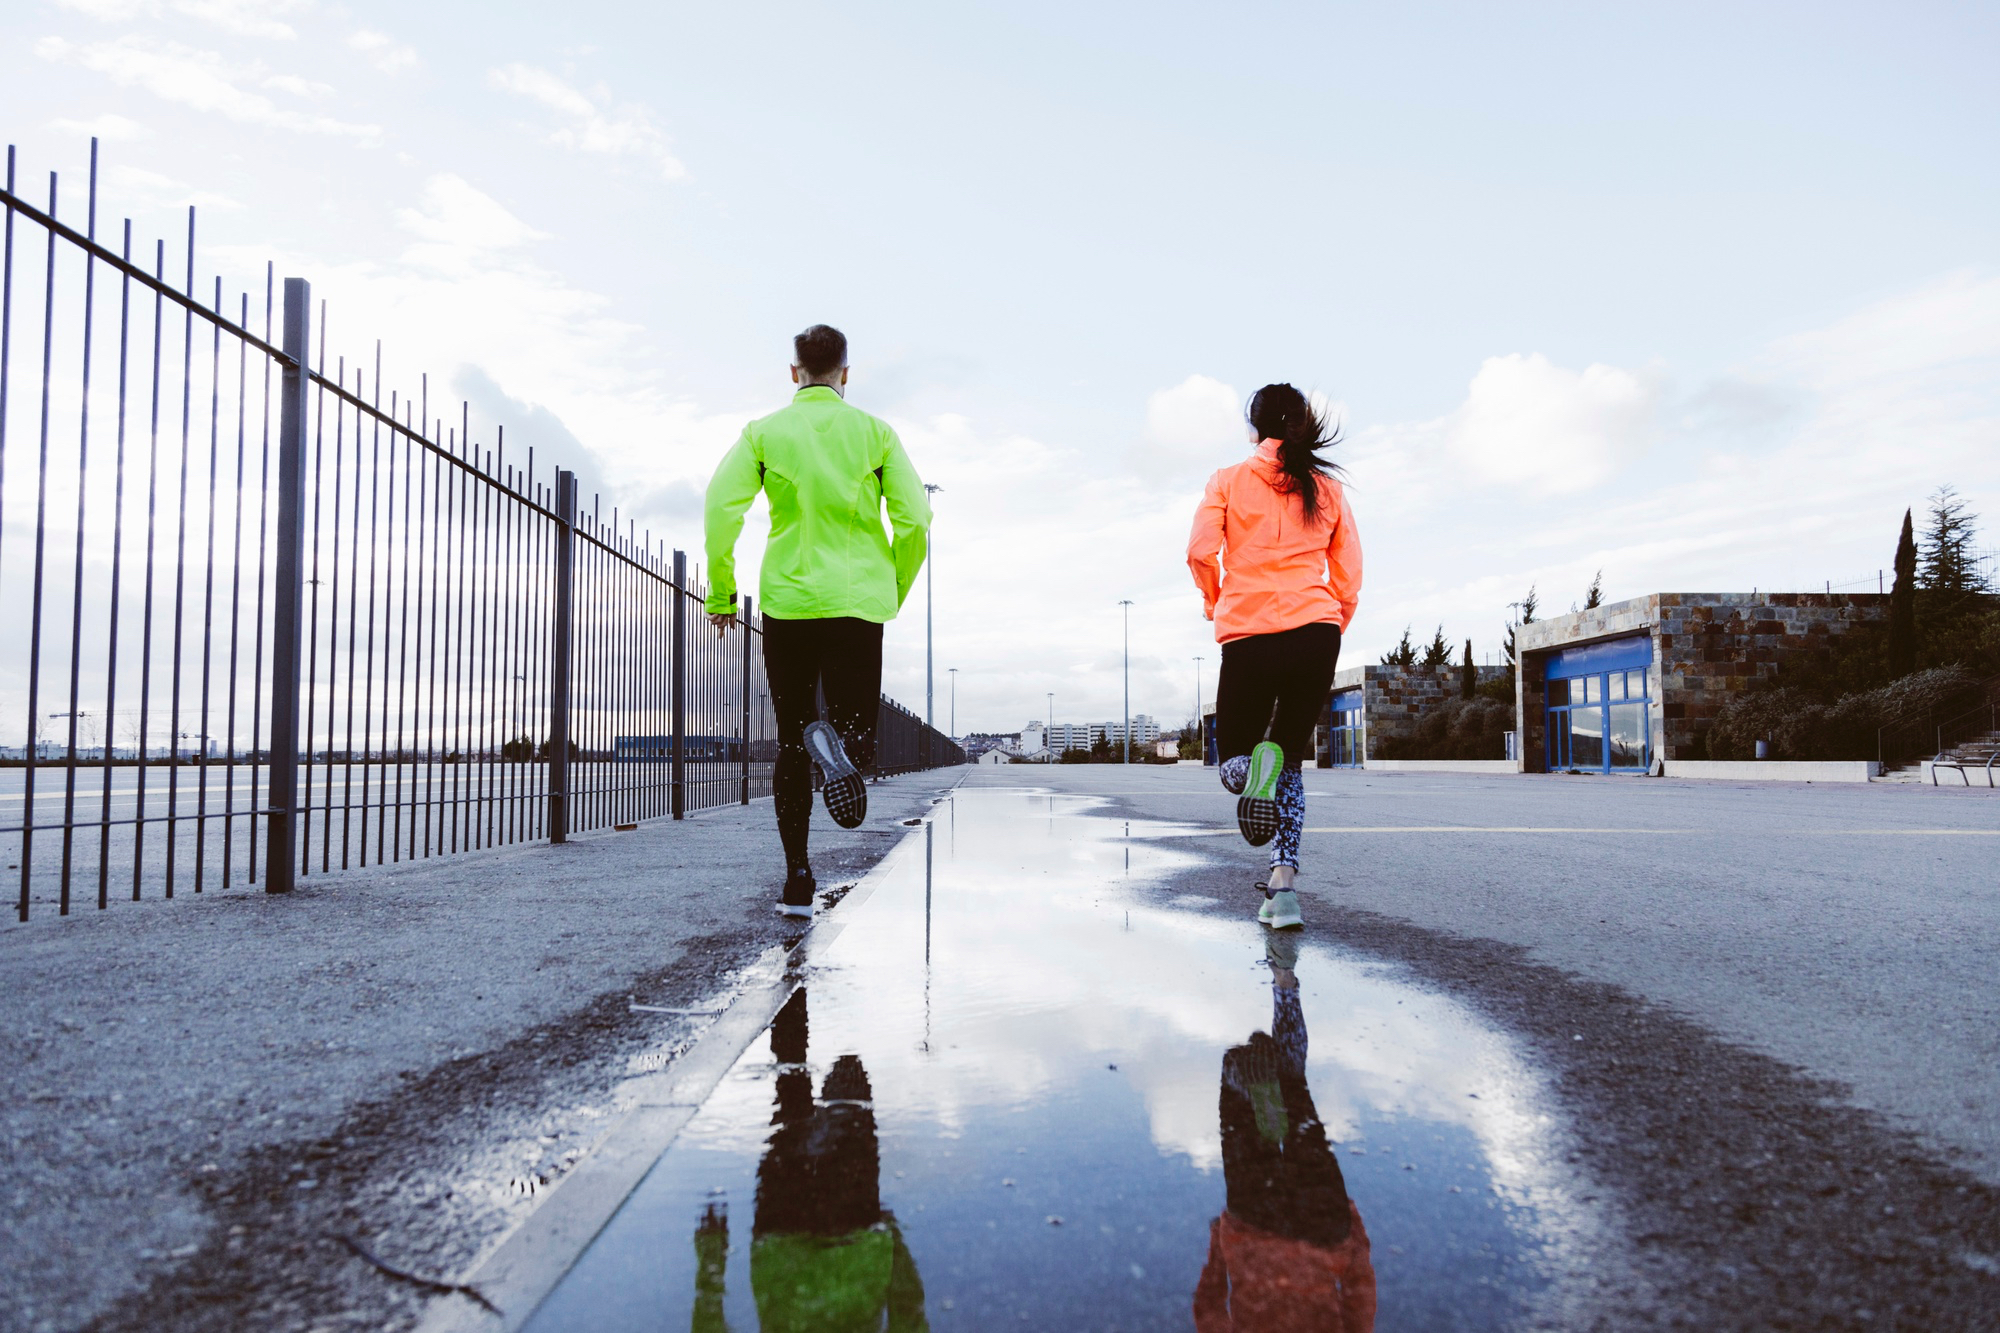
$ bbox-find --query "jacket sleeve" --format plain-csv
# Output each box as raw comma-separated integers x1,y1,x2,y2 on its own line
1186,471,1227,621
1325,481,1362,631
879,428,931,612
703,426,763,616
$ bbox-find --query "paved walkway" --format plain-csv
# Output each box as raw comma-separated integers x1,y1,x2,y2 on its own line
2,772,959,1333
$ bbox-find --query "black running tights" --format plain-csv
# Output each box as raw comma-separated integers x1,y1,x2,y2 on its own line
1213,622,1344,768
761,614,884,872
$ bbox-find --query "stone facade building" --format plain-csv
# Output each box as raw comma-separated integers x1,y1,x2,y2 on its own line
1514,593,1888,772
1320,663,1513,764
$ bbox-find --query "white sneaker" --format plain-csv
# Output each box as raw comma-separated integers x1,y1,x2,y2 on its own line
1261,888,1302,930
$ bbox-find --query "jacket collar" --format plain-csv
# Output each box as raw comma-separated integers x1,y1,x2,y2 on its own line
794,384,843,402
1252,437,1284,465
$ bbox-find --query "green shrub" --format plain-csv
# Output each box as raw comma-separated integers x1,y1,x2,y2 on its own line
1706,666,1977,760
1372,696,1513,761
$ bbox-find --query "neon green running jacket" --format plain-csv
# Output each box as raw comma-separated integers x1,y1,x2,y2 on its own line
704,385,930,621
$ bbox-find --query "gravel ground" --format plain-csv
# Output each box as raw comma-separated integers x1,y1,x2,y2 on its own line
2,771,959,1333
969,765,2000,1331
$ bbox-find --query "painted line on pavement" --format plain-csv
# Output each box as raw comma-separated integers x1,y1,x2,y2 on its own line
1157,826,2000,836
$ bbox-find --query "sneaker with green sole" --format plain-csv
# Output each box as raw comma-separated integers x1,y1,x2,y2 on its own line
1261,887,1302,929
1236,741,1283,845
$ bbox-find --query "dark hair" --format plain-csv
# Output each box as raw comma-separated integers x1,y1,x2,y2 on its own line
1247,382,1341,526
793,324,848,377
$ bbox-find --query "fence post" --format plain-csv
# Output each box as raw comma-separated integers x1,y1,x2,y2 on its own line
741,593,752,805
672,550,687,819
263,279,311,894
547,469,576,843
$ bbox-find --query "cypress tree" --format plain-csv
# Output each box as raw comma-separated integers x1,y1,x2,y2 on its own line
1461,639,1475,698
1889,508,1916,678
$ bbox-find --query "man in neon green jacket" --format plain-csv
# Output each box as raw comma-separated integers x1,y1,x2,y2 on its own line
704,325,930,916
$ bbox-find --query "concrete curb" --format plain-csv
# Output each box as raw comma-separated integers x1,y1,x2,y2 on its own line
413,825,927,1333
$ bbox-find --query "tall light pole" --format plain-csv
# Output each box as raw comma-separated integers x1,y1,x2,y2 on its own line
1119,600,1133,764
924,483,942,728
947,667,957,740
1194,655,1203,752
1046,692,1053,753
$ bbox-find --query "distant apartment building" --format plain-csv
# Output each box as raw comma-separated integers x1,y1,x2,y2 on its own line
1106,714,1161,746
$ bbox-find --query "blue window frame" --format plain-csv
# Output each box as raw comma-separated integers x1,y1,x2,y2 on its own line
1543,637,1651,774
1321,688,1364,767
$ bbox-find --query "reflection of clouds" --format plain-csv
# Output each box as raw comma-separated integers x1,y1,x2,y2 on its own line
802,790,1586,1246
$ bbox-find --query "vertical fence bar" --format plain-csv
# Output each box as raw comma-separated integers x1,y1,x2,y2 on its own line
672,549,686,819
547,468,575,843
263,278,310,894
57,143,100,908
19,170,58,917
741,594,753,804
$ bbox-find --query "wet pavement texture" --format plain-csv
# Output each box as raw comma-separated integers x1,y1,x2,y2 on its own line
525,790,1610,1331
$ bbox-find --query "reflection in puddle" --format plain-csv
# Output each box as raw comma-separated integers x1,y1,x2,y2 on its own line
526,790,1607,1331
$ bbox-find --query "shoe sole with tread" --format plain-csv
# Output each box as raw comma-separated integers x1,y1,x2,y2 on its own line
1236,742,1283,846
804,720,868,829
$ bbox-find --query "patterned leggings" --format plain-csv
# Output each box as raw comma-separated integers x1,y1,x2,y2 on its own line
1219,757,1307,872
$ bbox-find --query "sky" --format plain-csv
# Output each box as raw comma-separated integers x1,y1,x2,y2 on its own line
3,0,1996,735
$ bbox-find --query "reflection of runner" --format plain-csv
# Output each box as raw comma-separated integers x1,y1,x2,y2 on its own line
689,989,928,1332
704,325,932,917
1194,935,1375,1333
1186,384,1361,929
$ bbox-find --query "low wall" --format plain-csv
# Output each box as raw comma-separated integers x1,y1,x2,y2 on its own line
1662,760,1879,783
1922,760,1998,787
1363,760,1519,775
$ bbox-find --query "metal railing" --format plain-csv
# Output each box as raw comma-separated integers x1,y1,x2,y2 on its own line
1877,670,2000,770
1,139,960,921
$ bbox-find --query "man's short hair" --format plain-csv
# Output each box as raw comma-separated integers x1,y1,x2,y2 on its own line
793,325,848,377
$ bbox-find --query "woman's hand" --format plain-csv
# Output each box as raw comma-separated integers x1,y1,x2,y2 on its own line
707,612,737,637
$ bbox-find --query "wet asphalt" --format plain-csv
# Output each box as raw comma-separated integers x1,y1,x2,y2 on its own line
981,765,2000,1330
11,763,1999,1331
2,773,953,1333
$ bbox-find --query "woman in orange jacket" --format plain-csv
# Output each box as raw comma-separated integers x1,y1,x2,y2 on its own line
1186,384,1362,929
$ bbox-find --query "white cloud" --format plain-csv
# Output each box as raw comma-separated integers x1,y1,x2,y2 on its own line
259,72,329,99
1447,352,1660,494
393,174,548,254
56,0,308,40
487,63,686,180
108,163,241,211
347,29,417,74
36,36,378,138
49,112,152,140
1144,373,1240,452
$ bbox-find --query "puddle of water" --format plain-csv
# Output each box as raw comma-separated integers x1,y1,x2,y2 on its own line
525,790,1606,1332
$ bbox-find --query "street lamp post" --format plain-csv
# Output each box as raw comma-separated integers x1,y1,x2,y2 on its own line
1194,655,1203,760
1046,692,1053,756
925,483,942,729
948,668,957,741
1119,600,1133,764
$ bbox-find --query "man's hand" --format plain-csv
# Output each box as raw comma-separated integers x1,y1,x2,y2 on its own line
707,612,738,637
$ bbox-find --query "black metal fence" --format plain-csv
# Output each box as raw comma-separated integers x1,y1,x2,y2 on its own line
1877,670,2000,769
1,140,960,921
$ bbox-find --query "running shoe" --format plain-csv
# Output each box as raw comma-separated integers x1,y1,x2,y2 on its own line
803,720,867,829
1236,741,1283,845
1262,887,1303,930
779,867,816,918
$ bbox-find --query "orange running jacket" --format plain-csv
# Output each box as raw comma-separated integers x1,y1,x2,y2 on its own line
1186,439,1362,644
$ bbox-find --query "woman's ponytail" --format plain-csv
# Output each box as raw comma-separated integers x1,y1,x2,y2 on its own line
1247,383,1341,525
